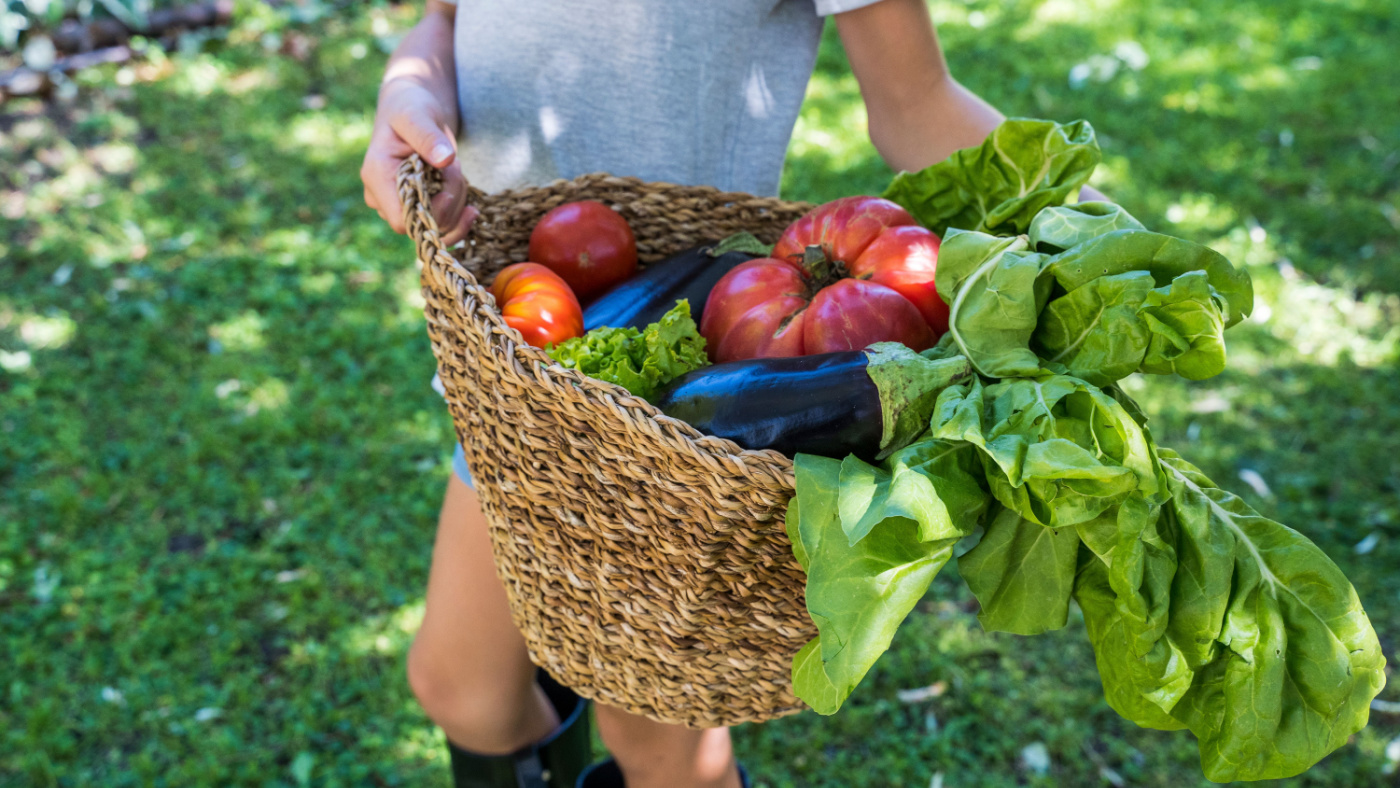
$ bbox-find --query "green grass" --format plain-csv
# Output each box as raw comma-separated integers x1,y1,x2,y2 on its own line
2,1,1396,786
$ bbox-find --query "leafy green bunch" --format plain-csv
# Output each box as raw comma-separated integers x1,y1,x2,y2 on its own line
547,300,709,400
787,120,1387,783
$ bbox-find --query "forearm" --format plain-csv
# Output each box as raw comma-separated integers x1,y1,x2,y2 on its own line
834,0,999,174
836,0,1103,202
381,1,459,135
866,75,1003,173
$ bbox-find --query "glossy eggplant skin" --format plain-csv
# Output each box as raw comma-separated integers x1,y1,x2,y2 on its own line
583,245,756,332
653,351,882,460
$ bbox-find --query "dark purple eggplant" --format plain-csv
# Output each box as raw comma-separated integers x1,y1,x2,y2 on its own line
583,244,756,332
653,345,973,460
655,351,879,459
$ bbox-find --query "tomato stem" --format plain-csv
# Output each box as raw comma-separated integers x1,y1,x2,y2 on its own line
801,244,850,294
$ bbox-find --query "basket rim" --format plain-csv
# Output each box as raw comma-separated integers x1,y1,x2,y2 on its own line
396,154,800,490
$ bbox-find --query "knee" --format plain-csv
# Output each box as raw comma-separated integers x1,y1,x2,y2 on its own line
406,640,544,755
595,705,736,788
406,640,459,726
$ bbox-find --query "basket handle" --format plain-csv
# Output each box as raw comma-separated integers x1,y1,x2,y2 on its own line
395,153,488,287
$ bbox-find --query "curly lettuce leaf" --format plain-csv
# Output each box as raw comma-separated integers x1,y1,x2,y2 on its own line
884,118,1101,236
547,300,708,400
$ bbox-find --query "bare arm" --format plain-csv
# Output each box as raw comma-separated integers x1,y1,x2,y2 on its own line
361,1,477,243
835,0,1106,201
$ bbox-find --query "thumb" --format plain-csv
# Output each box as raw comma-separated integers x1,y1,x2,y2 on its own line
391,105,457,169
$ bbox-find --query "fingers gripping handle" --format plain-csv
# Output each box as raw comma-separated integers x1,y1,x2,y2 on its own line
395,154,486,289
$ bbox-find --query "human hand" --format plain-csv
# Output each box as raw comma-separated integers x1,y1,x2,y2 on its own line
360,78,477,245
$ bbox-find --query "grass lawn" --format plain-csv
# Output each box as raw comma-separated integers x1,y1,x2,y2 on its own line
2,1,1396,786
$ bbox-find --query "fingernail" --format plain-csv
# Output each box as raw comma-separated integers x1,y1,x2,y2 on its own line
430,144,453,164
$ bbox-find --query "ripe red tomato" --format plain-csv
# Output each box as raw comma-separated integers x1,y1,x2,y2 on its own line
490,263,584,348
850,224,947,334
802,278,934,355
528,201,638,301
772,195,916,267
701,197,946,362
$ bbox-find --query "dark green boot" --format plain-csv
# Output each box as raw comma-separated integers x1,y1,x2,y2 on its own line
447,671,592,788
575,757,751,788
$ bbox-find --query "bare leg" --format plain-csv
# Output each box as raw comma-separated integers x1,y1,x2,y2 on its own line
407,475,559,754
594,704,743,788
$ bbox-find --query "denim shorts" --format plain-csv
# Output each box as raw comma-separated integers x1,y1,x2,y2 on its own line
451,442,475,489
435,372,476,488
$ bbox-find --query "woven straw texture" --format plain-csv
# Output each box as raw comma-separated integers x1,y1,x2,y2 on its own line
398,155,820,728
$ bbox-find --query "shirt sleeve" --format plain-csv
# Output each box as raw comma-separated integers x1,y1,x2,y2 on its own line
813,0,885,16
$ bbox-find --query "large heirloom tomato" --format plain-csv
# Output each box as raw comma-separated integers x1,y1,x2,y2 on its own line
700,197,946,363
490,263,584,348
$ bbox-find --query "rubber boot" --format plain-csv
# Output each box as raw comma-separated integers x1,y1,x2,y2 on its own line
575,758,751,788
447,671,592,788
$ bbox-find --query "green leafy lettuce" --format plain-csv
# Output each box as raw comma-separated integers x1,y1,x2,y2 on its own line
547,300,708,400
789,443,986,714
883,118,1100,236
1076,450,1387,782
930,375,1164,528
783,117,1382,783
935,204,1253,386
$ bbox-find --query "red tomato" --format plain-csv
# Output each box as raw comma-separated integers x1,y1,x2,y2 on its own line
490,263,584,348
802,279,934,355
528,201,638,301
701,197,945,362
850,225,948,335
771,196,916,267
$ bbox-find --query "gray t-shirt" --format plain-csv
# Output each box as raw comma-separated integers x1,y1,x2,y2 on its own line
441,0,881,196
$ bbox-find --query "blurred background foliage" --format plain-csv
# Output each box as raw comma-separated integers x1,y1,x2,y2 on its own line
1,0,1397,786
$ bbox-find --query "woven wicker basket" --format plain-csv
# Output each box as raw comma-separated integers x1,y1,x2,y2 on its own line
398,155,821,728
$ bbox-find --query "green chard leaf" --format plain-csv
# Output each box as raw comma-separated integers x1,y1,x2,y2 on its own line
1074,535,1191,732
789,450,981,715
1028,201,1147,253
935,230,1054,379
1074,449,1387,782
1075,493,1194,728
931,375,1164,529
884,118,1101,236
1158,450,1387,782
1033,268,1230,387
936,221,1248,387
837,439,989,545
1034,270,1159,386
1044,229,1253,327
959,505,1081,636
1137,271,1228,380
